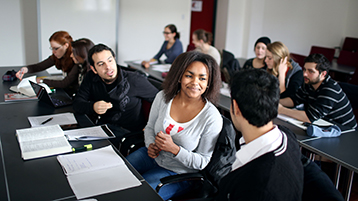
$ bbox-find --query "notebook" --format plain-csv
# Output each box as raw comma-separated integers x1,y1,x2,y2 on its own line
29,81,73,108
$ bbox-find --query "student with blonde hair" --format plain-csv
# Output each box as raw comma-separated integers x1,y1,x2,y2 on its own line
265,41,303,98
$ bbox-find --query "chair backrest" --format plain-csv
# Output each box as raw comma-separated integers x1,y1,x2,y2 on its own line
186,44,196,52
342,37,358,52
309,46,335,62
147,77,163,90
202,115,236,190
337,50,358,67
221,49,240,83
290,53,306,68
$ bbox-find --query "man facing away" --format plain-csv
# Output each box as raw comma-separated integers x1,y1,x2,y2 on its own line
279,53,357,130
73,44,159,146
215,69,303,200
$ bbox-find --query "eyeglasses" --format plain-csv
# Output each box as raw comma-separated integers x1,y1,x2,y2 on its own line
163,32,172,35
49,45,62,51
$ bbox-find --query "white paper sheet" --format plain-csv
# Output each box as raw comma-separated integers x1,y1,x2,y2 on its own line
28,112,77,127
57,146,141,199
151,64,171,72
64,125,114,141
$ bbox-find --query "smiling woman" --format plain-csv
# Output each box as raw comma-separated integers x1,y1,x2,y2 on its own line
126,51,223,200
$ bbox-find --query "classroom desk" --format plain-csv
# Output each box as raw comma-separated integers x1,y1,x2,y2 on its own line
125,61,165,82
330,59,356,75
0,66,50,102
0,101,163,201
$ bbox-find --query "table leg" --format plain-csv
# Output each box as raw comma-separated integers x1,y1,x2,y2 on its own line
344,170,354,201
335,164,341,189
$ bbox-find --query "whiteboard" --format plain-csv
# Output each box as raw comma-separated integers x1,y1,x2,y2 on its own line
39,0,117,73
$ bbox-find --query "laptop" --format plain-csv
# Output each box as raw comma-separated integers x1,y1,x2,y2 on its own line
29,81,73,108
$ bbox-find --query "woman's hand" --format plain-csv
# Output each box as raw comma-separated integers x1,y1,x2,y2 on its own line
16,67,28,80
155,131,180,156
141,61,150,68
148,143,160,158
278,57,288,76
278,57,288,93
36,77,43,83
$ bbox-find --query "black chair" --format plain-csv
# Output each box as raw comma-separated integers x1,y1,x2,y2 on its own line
155,115,237,200
221,49,240,83
309,46,335,62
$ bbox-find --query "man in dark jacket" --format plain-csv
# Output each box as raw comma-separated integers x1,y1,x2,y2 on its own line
216,69,303,200
73,44,158,146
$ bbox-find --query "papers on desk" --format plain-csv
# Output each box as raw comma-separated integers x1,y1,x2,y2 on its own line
57,145,141,199
132,60,158,65
151,64,171,72
9,75,51,97
16,124,72,160
28,112,77,127
277,114,333,130
64,125,115,141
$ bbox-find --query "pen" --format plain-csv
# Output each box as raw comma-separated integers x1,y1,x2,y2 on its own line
41,117,53,125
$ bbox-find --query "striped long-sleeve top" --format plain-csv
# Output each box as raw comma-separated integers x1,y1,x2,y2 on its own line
292,75,357,130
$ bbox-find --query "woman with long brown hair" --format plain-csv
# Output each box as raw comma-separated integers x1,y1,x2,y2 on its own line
16,31,79,91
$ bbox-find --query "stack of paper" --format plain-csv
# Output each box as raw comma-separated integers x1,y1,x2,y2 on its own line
57,145,141,199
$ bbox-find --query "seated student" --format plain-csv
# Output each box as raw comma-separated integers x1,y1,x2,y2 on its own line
279,53,357,129
242,36,271,70
126,51,223,200
142,24,183,68
73,44,159,147
192,29,221,66
16,31,78,91
70,38,94,86
265,41,303,99
215,69,303,200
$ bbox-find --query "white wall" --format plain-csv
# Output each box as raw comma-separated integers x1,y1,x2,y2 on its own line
345,0,358,40
1,0,358,67
116,0,191,65
39,0,117,60
0,0,25,66
223,0,358,60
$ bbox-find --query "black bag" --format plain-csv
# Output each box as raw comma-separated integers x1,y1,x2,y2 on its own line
202,115,237,188
2,70,17,81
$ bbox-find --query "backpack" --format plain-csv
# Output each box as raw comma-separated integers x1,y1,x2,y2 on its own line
201,115,237,196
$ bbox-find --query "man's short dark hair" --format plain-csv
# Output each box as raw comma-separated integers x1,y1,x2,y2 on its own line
230,69,280,127
88,44,116,67
304,53,330,75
